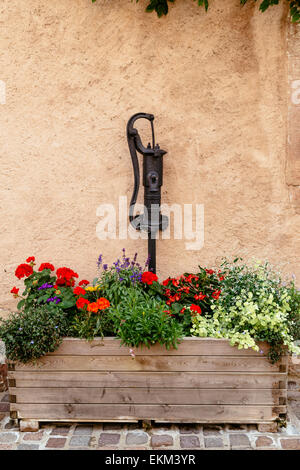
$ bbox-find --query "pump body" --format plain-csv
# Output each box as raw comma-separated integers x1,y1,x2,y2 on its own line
127,113,168,273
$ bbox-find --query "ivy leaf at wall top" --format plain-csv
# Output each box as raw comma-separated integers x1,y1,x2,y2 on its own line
92,0,300,22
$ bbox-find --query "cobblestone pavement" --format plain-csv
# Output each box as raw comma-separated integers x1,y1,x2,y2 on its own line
1,391,300,450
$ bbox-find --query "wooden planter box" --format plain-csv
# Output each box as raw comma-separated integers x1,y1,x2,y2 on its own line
7,337,288,431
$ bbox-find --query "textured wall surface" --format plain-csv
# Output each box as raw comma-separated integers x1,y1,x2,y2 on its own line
0,0,299,314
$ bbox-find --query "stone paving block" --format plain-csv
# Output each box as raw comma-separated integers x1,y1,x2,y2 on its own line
0,403,9,412
180,435,201,448
23,430,44,441
73,425,93,435
46,438,67,449
1,394,9,402
280,438,300,450
98,433,121,447
17,444,40,450
70,435,91,447
203,425,222,435
125,447,148,450
126,431,149,445
50,425,72,436
179,425,201,434
255,436,273,447
229,434,251,447
98,446,118,450
150,434,174,448
0,444,15,450
204,437,224,448
0,432,18,443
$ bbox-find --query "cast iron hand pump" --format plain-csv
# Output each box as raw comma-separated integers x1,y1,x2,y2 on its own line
127,113,168,274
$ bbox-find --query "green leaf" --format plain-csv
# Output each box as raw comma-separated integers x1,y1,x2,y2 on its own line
17,299,25,310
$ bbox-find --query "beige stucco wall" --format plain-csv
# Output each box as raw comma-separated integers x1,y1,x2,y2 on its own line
0,0,299,315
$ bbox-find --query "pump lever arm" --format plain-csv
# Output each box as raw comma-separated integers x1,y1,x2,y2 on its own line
127,112,155,229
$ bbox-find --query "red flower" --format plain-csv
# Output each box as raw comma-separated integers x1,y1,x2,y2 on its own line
26,256,35,263
212,290,221,300
15,264,33,279
79,280,89,286
141,271,158,286
10,287,19,295
162,278,171,286
205,269,215,275
190,304,202,315
180,308,186,314
194,292,206,301
56,267,78,279
76,297,90,310
96,297,110,310
73,286,86,296
56,277,75,287
38,263,54,272
218,275,225,281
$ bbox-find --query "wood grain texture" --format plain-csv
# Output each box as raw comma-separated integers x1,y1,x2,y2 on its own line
47,337,271,357
13,355,281,373
11,403,286,422
9,338,288,426
9,387,286,405
8,371,286,389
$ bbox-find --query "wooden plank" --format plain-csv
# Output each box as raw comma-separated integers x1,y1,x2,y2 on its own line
47,337,271,357
9,371,287,389
11,403,286,422
13,355,281,372
10,387,286,405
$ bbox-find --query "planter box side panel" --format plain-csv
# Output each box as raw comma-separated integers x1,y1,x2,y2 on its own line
8,338,288,426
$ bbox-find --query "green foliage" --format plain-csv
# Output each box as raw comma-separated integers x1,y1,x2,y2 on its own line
0,306,70,363
19,268,77,314
92,0,300,22
109,288,184,349
191,259,300,362
69,308,115,341
94,250,148,306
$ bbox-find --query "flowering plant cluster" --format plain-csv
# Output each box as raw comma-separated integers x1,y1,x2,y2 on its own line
148,268,223,334
191,259,300,362
2,254,299,364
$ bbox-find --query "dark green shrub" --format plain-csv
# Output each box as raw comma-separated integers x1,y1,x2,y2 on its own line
0,306,70,363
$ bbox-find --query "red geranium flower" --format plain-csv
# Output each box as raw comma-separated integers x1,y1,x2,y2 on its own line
56,267,78,279
26,256,35,263
10,287,19,295
190,304,202,314
162,278,171,286
79,280,89,286
73,286,86,296
212,290,221,300
76,297,90,310
38,263,55,272
141,271,158,286
194,293,206,301
205,269,215,275
15,263,33,279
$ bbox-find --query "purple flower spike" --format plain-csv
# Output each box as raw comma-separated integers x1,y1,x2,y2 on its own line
97,254,103,269
38,283,53,290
